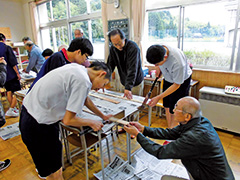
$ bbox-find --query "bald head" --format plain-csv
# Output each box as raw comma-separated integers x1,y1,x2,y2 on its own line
178,96,202,118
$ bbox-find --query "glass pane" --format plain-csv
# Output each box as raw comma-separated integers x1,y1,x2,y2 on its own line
53,26,69,52
41,28,53,50
38,2,51,24
52,0,67,21
183,1,236,70
70,21,89,39
148,8,179,47
143,8,179,64
90,0,101,13
70,0,87,17
91,19,104,60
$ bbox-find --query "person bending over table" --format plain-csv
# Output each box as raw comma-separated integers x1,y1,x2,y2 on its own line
124,96,234,180
146,45,192,128
29,37,92,90
20,61,112,180
107,29,144,100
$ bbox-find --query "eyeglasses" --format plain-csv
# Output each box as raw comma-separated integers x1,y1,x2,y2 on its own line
174,104,192,116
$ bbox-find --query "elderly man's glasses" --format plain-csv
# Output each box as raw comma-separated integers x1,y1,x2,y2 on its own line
174,104,192,116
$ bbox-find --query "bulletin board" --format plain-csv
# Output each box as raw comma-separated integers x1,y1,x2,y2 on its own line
0,27,12,39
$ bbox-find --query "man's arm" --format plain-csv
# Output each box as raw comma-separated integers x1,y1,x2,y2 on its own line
62,110,103,131
137,128,202,160
148,83,180,107
13,65,21,80
25,52,38,73
125,46,140,91
107,48,116,73
0,58,7,86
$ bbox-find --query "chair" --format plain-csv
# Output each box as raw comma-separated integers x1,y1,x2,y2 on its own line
59,122,111,180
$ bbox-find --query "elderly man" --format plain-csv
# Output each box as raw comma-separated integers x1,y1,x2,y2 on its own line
23,41,45,73
74,28,84,38
107,29,144,100
124,96,234,180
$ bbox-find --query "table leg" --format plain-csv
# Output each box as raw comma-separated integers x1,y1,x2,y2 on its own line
98,131,105,180
148,106,152,127
126,116,131,164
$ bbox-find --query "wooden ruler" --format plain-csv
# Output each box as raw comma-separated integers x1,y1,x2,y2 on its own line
89,93,120,104
109,117,129,125
94,91,143,104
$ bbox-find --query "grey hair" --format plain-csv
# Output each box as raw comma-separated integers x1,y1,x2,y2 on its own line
75,28,84,34
181,96,202,118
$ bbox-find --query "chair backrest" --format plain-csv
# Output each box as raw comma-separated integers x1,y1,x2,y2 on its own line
59,122,81,135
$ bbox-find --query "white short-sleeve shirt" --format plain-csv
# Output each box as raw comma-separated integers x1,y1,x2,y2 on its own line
159,45,192,84
23,63,91,124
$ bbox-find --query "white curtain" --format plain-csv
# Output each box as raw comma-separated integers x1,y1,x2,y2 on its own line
132,0,146,64
29,1,39,45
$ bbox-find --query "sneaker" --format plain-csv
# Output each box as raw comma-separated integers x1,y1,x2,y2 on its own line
5,108,19,117
0,159,11,172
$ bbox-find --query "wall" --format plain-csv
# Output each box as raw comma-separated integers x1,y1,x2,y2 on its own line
192,69,240,98
0,0,27,42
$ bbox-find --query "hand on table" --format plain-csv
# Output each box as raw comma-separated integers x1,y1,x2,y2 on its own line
124,89,132,99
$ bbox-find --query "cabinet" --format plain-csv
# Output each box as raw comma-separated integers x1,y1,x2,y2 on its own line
11,43,28,69
199,86,240,134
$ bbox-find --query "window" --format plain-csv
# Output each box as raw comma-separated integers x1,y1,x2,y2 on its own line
145,0,240,72
37,0,103,60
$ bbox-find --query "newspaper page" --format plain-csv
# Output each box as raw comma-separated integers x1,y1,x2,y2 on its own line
94,155,126,180
95,148,189,180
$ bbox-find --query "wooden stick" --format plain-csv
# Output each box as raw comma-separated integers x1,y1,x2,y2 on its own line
94,91,143,104
94,91,163,107
89,93,120,104
83,109,128,125
109,117,129,125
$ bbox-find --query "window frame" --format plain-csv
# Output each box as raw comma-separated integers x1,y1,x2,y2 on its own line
37,0,103,60
145,0,240,72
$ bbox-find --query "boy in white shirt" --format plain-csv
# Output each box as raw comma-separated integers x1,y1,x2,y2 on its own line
20,61,112,180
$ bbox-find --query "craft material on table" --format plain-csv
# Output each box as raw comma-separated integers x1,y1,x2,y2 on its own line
89,92,120,104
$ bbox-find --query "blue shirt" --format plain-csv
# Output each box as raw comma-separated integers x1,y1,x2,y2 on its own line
26,45,45,73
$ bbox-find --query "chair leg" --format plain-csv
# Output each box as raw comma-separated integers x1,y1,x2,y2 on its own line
105,137,111,163
80,134,89,180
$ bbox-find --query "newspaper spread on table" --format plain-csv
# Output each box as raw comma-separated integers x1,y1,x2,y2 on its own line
94,148,189,180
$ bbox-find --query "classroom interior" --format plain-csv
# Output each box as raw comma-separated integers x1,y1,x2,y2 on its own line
0,0,240,179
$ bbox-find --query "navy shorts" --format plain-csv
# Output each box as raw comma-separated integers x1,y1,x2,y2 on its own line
19,106,62,177
163,76,191,114
4,78,21,92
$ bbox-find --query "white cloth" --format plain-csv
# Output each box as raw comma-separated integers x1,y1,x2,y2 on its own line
159,45,192,84
23,63,91,124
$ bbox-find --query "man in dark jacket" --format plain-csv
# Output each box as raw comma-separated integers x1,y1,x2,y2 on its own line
124,96,234,180
107,29,144,100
